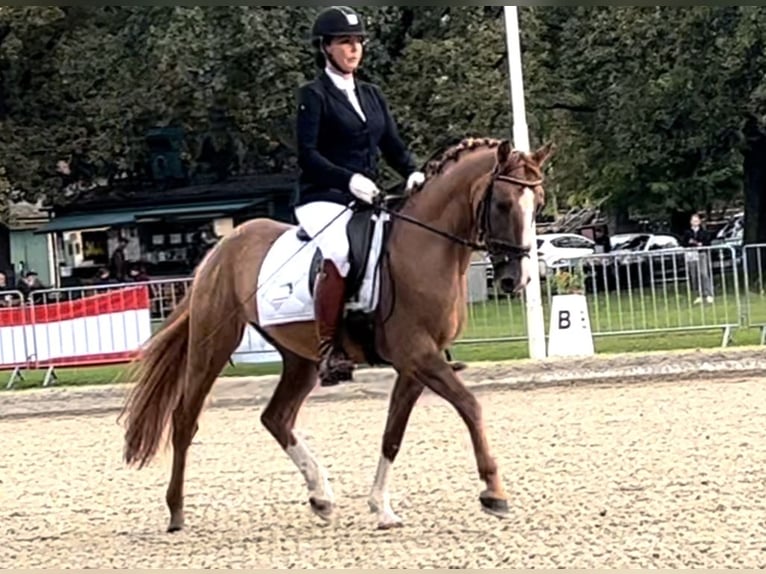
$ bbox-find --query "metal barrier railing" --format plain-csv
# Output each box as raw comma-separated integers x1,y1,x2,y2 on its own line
1,242,762,390
459,244,742,347
0,289,34,388
741,243,766,342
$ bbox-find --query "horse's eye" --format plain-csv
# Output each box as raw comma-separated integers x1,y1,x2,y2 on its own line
495,199,511,212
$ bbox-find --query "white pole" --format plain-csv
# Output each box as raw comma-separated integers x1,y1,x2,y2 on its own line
503,6,547,360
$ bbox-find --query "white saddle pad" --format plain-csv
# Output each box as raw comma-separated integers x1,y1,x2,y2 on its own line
256,212,390,327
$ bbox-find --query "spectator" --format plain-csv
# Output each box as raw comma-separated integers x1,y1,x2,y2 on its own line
16,270,47,303
94,266,118,285
0,271,14,307
128,263,150,282
110,237,129,282
682,213,713,304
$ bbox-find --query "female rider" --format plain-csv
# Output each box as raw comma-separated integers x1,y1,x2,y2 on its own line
294,6,425,386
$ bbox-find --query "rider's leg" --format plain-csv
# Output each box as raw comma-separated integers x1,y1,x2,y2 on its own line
314,257,354,385
294,202,354,386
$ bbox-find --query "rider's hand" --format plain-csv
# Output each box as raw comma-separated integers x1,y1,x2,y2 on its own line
406,171,426,191
349,174,380,204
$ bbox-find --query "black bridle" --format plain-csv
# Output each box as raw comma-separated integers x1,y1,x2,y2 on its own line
374,169,543,260
476,170,543,261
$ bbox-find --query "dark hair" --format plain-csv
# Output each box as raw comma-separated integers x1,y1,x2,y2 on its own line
314,46,326,69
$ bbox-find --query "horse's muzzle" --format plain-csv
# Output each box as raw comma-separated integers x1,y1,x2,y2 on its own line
493,256,531,295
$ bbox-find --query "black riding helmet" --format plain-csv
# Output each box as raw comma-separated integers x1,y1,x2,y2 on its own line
311,6,367,45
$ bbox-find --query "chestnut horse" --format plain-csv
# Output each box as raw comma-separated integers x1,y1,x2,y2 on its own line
120,137,553,532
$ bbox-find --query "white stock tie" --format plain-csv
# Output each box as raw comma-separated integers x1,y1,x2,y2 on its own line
344,88,366,122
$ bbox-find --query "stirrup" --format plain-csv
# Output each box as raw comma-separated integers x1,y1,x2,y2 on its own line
318,347,354,386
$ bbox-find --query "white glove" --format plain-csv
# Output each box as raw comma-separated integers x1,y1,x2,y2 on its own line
349,173,380,204
406,171,426,191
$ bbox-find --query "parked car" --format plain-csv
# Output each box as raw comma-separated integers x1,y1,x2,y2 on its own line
536,233,596,278
711,212,743,269
587,233,688,290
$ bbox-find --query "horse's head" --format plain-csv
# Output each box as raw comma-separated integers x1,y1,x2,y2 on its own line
477,140,554,295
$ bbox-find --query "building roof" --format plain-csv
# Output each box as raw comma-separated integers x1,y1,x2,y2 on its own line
49,171,300,216
35,197,271,234
7,199,50,230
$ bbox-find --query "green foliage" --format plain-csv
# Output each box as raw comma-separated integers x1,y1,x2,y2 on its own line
551,265,586,295
0,6,765,221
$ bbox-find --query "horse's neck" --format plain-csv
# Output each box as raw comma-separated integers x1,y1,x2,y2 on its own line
401,148,496,247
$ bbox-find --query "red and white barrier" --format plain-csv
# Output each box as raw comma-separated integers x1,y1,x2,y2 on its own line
0,286,152,369
0,281,283,391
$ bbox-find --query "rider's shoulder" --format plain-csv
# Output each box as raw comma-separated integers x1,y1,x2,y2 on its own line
357,79,388,102
296,79,326,112
298,77,324,97
356,78,381,93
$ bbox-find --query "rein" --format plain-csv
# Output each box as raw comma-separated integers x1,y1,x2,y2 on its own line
375,171,543,259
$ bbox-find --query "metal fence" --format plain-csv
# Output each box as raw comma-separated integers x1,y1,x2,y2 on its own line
4,242,766,389
462,244,747,348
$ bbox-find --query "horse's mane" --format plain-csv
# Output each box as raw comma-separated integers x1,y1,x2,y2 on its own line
410,136,503,195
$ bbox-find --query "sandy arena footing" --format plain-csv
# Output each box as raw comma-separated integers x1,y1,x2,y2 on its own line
2,347,765,568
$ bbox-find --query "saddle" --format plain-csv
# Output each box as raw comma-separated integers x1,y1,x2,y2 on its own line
295,185,407,301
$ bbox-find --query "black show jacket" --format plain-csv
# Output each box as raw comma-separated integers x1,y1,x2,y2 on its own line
295,71,417,206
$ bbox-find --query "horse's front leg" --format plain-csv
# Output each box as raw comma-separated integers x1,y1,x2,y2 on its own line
368,374,424,529
411,350,509,518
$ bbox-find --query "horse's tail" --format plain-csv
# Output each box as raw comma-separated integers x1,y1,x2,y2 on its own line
120,293,192,469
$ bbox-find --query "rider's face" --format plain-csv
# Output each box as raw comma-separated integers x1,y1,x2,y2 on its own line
324,35,364,75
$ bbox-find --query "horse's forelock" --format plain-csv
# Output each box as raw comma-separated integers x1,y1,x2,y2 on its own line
498,149,543,180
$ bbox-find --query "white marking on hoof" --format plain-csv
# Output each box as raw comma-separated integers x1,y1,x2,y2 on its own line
286,436,334,518
368,456,403,530
374,508,403,530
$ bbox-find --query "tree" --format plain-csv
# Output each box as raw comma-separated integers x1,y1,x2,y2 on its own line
1,5,765,235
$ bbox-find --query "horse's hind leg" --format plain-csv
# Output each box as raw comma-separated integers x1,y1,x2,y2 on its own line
260,346,334,522
165,323,244,533
368,374,424,529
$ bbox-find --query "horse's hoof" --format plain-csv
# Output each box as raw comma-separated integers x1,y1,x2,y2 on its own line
377,517,404,530
479,492,510,519
309,496,334,522
167,512,185,533
369,500,403,530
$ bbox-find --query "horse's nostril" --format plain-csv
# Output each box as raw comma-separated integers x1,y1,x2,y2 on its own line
500,278,516,293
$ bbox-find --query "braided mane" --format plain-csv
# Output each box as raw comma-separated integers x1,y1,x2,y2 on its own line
409,137,503,194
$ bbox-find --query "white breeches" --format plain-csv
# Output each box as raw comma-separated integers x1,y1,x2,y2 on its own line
294,201,353,277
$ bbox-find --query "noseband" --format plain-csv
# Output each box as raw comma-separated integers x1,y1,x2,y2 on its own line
476,170,543,262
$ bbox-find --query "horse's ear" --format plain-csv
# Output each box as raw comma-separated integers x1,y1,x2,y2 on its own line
532,141,555,166
496,140,512,166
